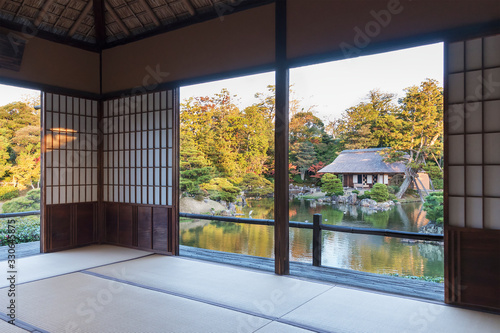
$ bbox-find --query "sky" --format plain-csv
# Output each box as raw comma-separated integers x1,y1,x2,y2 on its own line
0,83,39,106
181,42,444,123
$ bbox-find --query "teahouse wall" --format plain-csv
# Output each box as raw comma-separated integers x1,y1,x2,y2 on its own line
0,35,99,95
101,4,275,94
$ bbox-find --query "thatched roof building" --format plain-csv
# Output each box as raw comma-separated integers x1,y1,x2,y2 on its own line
319,148,409,188
319,148,406,174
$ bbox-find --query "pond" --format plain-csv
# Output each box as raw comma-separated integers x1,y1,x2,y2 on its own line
180,198,444,280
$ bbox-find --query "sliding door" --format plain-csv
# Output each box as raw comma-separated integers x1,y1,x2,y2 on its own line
445,33,500,312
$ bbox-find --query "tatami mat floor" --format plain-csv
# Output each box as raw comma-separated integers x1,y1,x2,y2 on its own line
0,245,498,333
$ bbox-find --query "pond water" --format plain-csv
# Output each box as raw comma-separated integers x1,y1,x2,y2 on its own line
180,198,444,279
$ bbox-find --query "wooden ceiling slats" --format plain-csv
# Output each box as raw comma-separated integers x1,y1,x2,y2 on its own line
181,0,195,16
0,0,268,48
68,0,93,37
34,0,55,26
104,1,130,36
137,0,160,26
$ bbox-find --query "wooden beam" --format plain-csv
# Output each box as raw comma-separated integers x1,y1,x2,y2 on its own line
68,0,93,37
34,0,55,26
137,0,160,26
105,2,131,36
182,0,196,16
93,0,106,47
0,1,7,10
274,0,289,276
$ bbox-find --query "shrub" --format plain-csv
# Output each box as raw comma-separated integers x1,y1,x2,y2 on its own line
0,215,40,245
370,183,390,202
0,186,19,201
2,188,40,213
432,179,443,190
352,190,360,194
423,192,444,224
320,174,344,197
293,175,304,184
357,192,371,200
239,173,273,198
388,185,399,195
200,178,240,203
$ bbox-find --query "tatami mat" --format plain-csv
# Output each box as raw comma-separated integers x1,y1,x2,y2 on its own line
88,255,332,318
1,245,498,333
254,321,315,333
281,286,500,333
0,245,151,288
0,319,29,333
0,272,270,333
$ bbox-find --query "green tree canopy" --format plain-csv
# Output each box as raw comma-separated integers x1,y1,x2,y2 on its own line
321,174,344,197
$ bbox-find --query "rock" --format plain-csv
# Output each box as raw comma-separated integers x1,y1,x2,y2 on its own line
179,197,226,215
360,198,377,207
347,193,357,205
220,210,231,216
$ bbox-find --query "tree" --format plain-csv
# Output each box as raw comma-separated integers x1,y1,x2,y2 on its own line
321,174,344,197
181,89,274,179
370,183,390,202
387,79,443,199
0,136,10,180
308,162,325,181
344,123,378,150
333,90,401,150
0,100,41,187
290,141,317,181
289,111,325,144
423,192,444,224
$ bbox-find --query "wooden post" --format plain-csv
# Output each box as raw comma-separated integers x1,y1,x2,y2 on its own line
313,214,322,267
274,0,289,275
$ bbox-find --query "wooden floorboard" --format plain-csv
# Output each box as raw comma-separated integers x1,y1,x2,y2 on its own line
180,245,444,302
0,241,40,260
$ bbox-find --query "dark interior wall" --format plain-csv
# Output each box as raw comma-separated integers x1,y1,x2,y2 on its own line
101,4,275,94
287,0,500,61
0,33,100,94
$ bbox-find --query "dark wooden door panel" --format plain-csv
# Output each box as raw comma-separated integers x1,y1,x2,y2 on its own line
77,203,95,245
153,207,168,251
119,205,133,246
105,203,119,244
49,205,72,250
137,206,152,249
459,231,500,310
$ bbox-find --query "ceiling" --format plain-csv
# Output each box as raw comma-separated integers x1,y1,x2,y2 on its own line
0,0,272,51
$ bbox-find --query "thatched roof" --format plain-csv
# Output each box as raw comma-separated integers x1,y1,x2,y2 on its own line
319,148,407,174
0,0,271,49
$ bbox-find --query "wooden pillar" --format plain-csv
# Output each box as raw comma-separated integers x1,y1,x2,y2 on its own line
274,0,289,275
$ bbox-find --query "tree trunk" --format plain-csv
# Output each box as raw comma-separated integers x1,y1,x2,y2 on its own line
396,167,414,199
416,176,429,197
429,177,436,191
413,179,425,203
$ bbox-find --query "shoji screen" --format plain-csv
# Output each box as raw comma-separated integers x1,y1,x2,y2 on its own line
102,90,178,254
445,34,500,312
42,93,99,251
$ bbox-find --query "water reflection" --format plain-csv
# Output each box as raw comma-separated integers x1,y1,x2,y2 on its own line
180,199,444,278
